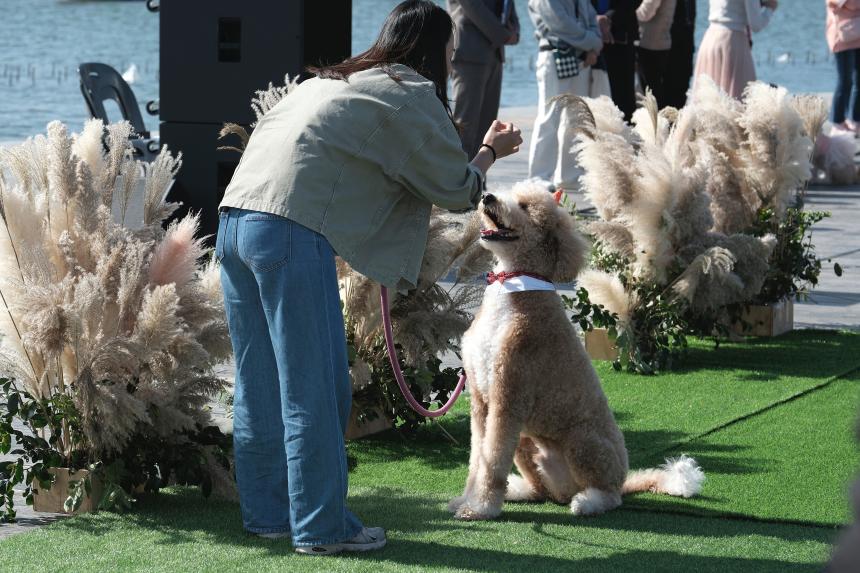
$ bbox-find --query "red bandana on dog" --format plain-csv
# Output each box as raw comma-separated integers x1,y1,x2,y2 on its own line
487,271,552,285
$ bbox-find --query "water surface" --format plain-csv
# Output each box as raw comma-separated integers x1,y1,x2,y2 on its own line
0,0,833,141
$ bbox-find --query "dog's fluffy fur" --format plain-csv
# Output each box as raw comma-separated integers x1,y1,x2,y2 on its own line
450,183,704,521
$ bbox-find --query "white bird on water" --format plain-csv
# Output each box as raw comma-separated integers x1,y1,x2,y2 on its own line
122,63,139,84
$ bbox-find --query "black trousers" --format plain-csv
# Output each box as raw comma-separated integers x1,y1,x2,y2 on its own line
665,30,696,109
638,47,671,110
603,42,637,122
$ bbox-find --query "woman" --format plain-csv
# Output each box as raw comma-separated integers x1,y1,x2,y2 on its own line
528,0,608,189
827,0,860,134
694,0,779,99
216,0,522,556
636,0,678,109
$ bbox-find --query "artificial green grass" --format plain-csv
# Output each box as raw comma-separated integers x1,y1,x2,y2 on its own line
2,330,859,572
595,330,860,467
350,331,860,521
0,487,838,572
627,371,860,525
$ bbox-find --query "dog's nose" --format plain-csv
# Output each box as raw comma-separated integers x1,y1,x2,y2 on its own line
482,193,496,205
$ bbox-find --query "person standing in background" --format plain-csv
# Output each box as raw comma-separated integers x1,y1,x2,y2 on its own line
826,0,860,134
593,0,641,121
636,0,678,109
528,0,607,189
664,0,697,109
448,0,521,158
694,0,777,99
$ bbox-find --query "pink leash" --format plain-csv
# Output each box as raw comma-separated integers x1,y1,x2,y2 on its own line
379,286,467,418
377,192,563,418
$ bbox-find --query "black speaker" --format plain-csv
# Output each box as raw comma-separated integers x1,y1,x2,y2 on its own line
158,0,352,239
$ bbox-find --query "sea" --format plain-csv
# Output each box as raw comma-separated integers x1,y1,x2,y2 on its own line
0,0,835,142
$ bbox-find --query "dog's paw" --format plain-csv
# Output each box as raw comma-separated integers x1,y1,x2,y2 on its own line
453,499,502,521
454,505,493,521
569,488,621,516
447,495,467,513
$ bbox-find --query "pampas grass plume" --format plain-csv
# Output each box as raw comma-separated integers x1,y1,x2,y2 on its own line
0,120,230,457
148,214,206,289
71,118,106,179
574,78,814,329
578,269,634,325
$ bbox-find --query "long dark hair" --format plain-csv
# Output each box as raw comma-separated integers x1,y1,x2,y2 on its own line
311,0,454,115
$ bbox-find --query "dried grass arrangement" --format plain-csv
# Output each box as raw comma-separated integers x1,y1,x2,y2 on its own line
0,120,233,517
561,80,825,371
341,209,491,432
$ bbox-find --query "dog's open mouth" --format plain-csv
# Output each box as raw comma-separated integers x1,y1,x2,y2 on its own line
480,209,519,242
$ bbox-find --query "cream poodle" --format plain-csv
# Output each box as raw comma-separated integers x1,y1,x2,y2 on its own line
450,183,704,521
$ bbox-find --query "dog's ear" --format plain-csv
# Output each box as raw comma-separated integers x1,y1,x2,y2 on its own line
550,211,590,283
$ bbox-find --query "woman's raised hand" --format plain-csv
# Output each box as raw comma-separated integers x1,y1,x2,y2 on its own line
483,120,523,159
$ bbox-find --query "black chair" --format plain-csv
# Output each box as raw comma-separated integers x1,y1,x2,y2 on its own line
78,62,159,161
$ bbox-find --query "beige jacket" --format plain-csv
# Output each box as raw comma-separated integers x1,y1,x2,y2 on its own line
637,0,677,51
219,65,484,289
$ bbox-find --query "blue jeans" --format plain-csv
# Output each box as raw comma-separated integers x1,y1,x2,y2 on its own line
832,48,860,124
215,208,363,546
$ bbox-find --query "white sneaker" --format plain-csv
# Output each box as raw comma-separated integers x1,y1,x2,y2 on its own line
294,526,387,556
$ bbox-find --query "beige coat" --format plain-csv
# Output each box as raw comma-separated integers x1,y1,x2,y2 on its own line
220,65,483,289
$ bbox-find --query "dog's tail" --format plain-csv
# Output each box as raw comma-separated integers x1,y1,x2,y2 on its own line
621,455,705,498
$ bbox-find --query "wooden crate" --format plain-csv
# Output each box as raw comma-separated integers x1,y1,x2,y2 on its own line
33,468,102,515
345,406,392,440
584,328,619,361
734,298,794,337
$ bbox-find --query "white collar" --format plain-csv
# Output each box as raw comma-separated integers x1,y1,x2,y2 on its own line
486,275,556,295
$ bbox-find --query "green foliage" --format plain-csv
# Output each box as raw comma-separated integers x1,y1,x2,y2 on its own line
621,282,689,374
565,284,688,375
699,207,839,337
349,337,462,434
564,287,619,334
567,240,689,374
0,377,74,521
752,207,833,304
589,241,630,276
0,377,231,522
